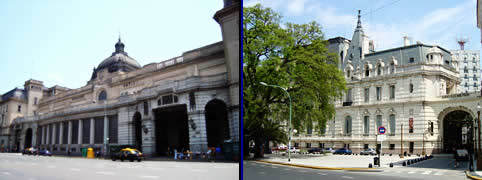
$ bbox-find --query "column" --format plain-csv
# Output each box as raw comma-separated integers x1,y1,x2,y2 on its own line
68,121,72,144
104,115,109,149
52,124,56,145
78,120,83,144
41,126,45,145
46,124,50,145
90,118,94,144
59,123,63,145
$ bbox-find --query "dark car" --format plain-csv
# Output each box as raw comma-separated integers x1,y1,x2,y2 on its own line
308,148,322,154
334,148,352,155
112,148,144,162
38,149,52,156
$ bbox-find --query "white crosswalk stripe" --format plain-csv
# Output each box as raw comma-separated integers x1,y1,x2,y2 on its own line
421,171,432,175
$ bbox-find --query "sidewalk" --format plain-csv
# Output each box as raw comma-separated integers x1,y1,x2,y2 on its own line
256,153,423,170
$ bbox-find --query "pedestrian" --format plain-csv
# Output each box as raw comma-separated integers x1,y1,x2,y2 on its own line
453,147,459,168
68,149,71,156
174,149,178,160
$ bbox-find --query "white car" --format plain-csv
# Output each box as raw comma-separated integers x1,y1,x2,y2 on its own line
289,147,300,153
323,148,335,153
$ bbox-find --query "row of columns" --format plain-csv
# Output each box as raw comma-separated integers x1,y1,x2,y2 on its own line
39,117,109,147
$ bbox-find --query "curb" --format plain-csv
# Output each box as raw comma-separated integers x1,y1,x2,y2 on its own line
466,171,482,180
256,160,384,172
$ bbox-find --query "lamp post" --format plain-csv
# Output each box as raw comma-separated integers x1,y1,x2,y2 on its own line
260,82,292,162
477,103,481,170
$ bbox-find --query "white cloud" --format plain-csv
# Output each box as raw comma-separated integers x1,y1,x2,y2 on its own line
316,6,357,29
287,0,307,15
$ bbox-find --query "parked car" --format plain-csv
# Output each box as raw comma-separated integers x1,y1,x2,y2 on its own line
289,147,300,153
112,148,144,162
22,148,37,155
308,147,322,154
360,148,376,155
38,149,52,156
323,148,335,154
334,148,352,155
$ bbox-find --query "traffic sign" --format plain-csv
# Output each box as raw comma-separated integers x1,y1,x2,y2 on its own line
378,126,386,134
377,135,386,141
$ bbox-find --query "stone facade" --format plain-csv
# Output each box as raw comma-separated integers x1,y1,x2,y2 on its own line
0,1,240,158
275,11,482,155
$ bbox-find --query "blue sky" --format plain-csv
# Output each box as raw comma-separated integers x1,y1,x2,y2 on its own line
244,0,481,55
0,0,223,93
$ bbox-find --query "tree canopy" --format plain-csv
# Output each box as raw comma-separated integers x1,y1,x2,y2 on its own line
243,4,346,158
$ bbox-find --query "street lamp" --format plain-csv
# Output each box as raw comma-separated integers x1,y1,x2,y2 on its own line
477,103,481,170
260,82,292,162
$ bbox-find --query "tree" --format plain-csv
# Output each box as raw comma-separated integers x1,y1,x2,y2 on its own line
243,4,346,158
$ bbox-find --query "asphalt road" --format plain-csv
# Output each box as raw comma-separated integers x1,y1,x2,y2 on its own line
243,159,468,180
0,153,238,180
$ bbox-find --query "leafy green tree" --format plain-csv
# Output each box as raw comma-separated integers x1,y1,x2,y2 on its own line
243,4,346,158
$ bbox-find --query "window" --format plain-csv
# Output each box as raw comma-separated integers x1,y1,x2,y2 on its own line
464,57,468,63
340,51,344,62
364,116,370,135
72,120,78,144
94,117,104,144
345,88,352,102
475,83,478,87
465,82,468,87
364,88,370,102
82,119,90,144
109,115,118,144
306,143,311,148
409,57,414,63
34,97,37,105
189,92,196,110
294,143,299,148
376,87,382,101
389,114,396,134
390,144,395,150
98,91,107,101
345,116,352,135
319,143,325,149
347,70,351,78
359,47,362,58
364,144,369,150
474,75,477,81
474,67,477,73
365,68,370,77
62,122,68,144
376,115,382,131
390,62,395,74
377,64,381,76
464,67,468,73
143,101,148,115
410,83,414,93
18,105,21,113
465,74,468,79
389,85,395,99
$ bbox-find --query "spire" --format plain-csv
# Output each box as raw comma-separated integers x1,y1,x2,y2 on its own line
356,10,362,30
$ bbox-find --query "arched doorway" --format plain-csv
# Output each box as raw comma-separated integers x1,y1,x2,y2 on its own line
133,112,142,152
205,99,229,148
24,128,32,149
442,110,474,153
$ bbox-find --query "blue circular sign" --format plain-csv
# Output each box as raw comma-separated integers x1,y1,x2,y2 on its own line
378,126,386,134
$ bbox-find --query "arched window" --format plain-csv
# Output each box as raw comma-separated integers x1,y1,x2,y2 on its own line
365,66,370,77
98,91,107,101
340,51,344,62
346,70,351,78
359,47,362,58
390,62,395,74
345,116,352,135
409,83,414,93
377,64,382,76
389,114,396,134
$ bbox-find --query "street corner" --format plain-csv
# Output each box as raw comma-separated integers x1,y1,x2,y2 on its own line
254,159,384,172
466,171,482,180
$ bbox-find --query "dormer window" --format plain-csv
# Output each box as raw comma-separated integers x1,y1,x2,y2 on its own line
365,69,369,77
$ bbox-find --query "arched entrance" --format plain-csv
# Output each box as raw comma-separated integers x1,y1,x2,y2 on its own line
133,112,142,152
24,128,32,149
442,110,474,153
205,99,230,148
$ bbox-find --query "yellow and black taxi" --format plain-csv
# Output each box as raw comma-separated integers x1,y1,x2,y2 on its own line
111,148,144,162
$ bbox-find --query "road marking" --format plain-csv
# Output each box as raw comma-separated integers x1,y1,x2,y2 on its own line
407,171,415,174
318,173,327,175
2,172,11,175
422,171,432,175
139,175,160,179
341,176,353,179
271,166,279,168
96,171,115,175
433,171,443,175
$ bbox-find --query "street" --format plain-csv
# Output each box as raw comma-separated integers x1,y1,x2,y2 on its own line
243,158,468,180
0,153,238,180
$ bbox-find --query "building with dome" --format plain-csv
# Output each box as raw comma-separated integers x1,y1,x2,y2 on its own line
279,10,482,155
0,0,239,159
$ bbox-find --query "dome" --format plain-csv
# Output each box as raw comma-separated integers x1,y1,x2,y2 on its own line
91,38,141,80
